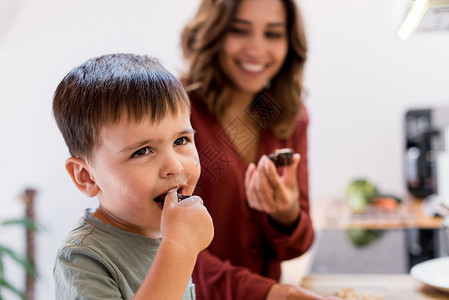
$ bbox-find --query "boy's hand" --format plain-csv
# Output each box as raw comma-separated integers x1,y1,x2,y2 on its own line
160,190,214,254
267,284,342,300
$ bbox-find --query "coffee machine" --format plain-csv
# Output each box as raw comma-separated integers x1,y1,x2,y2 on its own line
405,108,449,199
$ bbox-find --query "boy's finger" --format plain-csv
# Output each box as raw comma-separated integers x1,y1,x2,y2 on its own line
163,189,179,208
177,195,203,207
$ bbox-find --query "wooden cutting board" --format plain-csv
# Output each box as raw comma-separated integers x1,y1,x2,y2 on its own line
301,274,449,300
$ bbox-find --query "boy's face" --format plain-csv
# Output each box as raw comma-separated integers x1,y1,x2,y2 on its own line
87,108,200,238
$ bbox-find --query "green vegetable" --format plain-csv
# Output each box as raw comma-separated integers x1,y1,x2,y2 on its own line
346,179,378,212
347,229,383,247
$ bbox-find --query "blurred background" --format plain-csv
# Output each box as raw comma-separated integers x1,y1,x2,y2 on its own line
0,0,448,299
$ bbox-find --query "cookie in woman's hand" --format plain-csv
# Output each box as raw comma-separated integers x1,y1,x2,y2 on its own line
268,148,294,168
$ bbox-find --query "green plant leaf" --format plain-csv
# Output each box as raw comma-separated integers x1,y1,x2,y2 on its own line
0,253,4,275
0,277,26,300
0,245,38,278
0,214,42,300
1,218,40,232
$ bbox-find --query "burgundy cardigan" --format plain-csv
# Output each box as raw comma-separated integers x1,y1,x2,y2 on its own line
190,96,314,300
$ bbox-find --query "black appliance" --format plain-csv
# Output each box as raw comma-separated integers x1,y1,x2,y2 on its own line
405,108,449,198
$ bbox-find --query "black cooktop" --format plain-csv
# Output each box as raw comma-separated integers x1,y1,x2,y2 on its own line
310,228,449,274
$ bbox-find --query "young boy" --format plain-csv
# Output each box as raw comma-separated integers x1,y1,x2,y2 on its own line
52,53,214,300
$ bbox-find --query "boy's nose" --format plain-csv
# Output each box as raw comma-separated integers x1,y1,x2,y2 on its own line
160,153,184,177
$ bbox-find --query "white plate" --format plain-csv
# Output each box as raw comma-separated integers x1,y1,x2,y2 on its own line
410,256,449,293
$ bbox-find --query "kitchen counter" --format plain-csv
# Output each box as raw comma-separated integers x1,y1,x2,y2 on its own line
280,197,448,298
301,274,448,300
311,196,443,229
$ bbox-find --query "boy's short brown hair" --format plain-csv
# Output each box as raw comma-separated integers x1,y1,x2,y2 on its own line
53,53,190,161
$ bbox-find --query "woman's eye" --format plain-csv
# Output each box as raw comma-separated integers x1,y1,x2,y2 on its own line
131,147,151,158
174,137,190,146
266,31,284,39
229,27,247,35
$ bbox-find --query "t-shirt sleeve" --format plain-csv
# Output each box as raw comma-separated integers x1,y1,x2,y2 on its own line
192,250,276,300
54,246,123,300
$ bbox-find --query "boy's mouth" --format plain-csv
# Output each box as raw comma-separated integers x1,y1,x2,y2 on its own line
153,188,190,205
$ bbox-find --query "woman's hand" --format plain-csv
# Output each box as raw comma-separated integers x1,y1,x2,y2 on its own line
266,283,342,300
244,153,301,226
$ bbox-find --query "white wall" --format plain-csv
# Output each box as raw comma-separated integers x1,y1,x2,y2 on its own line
301,0,449,199
0,0,448,299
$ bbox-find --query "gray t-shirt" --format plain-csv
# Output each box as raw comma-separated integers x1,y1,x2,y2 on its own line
54,209,196,299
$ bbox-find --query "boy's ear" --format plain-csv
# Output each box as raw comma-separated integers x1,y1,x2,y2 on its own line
65,157,99,197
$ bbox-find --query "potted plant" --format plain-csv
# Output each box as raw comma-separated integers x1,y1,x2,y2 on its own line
0,189,39,300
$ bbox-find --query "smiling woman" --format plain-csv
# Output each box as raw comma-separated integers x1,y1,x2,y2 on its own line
217,0,288,100
182,0,307,140
179,0,329,300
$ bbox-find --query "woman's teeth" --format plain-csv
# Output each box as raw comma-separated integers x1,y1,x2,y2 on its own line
240,62,264,72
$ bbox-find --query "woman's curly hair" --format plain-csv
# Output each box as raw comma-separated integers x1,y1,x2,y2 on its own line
181,0,307,138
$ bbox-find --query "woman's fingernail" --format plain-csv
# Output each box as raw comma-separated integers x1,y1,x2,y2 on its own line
264,157,270,170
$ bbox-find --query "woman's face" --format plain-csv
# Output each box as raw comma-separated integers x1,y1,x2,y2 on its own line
219,0,288,96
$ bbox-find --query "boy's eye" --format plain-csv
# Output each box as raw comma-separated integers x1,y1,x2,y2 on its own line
131,147,151,158
174,136,190,146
